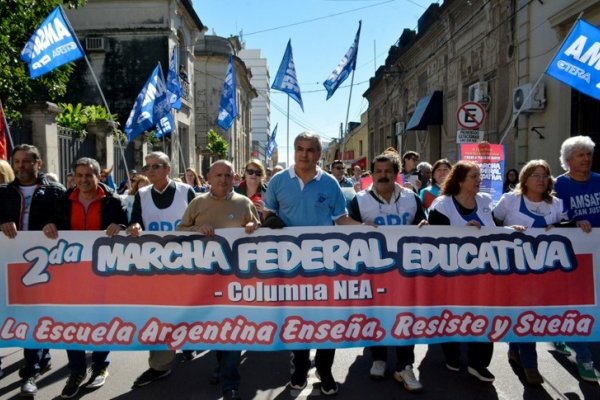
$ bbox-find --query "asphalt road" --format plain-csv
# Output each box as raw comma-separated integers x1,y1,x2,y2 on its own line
1,342,599,399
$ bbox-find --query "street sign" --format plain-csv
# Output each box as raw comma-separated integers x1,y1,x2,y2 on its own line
456,129,485,143
456,102,486,129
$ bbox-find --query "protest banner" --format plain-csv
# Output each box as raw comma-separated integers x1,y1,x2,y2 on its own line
1,226,598,351
460,143,505,205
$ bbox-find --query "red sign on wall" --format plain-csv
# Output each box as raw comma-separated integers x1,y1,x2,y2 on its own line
335,150,355,160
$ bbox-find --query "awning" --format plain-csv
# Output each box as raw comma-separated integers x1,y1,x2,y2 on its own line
351,157,368,170
406,90,443,131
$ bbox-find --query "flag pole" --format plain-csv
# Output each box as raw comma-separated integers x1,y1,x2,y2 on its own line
286,96,290,166
340,68,356,162
60,5,131,185
0,99,15,150
499,12,583,144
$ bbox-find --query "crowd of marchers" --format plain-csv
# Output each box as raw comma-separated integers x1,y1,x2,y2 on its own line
0,132,599,400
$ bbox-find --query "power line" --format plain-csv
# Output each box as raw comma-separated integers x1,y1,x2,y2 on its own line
242,0,394,37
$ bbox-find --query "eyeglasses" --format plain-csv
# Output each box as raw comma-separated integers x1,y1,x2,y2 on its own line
245,169,262,177
530,173,550,180
142,164,166,172
332,166,344,170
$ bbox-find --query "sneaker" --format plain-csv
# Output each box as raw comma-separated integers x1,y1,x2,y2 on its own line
132,368,171,387
369,360,386,380
317,370,339,396
445,361,460,372
289,369,307,390
553,342,571,356
19,362,52,379
61,373,87,398
20,375,39,396
507,350,520,365
85,368,109,389
577,362,598,382
182,350,198,361
223,389,242,400
393,365,423,392
468,366,495,383
524,368,544,385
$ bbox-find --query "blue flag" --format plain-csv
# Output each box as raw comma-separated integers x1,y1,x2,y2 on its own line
155,113,175,139
216,55,238,130
546,19,600,100
20,6,85,79
323,21,362,100
272,40,303,110
124,64,170,141
266,124,278,159
167,48,183,110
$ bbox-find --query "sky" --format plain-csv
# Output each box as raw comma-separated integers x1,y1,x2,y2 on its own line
192,0,439,165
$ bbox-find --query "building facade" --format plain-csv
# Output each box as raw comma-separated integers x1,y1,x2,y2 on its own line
364,0,600,174
239,48,270,163
65,0,257,178
194,36,257,174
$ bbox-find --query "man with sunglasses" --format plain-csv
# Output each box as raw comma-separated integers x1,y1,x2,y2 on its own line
329,160,353,188
348,152,427,393
126,151,196,387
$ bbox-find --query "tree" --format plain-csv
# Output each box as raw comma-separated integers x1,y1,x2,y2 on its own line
206,129,229,159
0,0,86,121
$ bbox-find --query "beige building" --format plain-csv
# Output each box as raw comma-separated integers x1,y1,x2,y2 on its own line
194,36,257,174
325,112,369,172
65,0,257,178
364,0,600,173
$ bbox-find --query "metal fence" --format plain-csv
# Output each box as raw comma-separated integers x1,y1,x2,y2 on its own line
58,127,96,184
7,121,33,152
112,141,134,187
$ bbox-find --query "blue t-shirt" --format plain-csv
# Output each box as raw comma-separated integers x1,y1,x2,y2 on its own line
263,167,347,227
554,172,600,227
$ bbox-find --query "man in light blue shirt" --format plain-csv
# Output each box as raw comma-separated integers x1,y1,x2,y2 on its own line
263,131,360,396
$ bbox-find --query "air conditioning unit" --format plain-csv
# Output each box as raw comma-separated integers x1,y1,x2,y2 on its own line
513,83,545,113
85,37,106,52
468,81,488,102
395,121,405,136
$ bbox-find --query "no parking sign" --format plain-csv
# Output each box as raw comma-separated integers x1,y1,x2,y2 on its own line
457,102,486,129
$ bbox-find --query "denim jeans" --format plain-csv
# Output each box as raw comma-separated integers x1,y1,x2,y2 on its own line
509,342,537,368
370,345,415,370
216,351,241,393
567,342,593,364
292,349,335,377
66,350,110,375
22,348,51,378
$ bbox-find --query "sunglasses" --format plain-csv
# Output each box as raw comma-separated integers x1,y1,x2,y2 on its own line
246,169,262,177
142,164,165,172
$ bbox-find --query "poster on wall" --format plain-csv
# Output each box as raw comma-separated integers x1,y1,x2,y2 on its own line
460,143,504,205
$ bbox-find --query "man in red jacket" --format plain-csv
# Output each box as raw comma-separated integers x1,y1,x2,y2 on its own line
42,157,127,398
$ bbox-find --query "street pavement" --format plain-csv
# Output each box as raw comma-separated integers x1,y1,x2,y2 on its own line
1,343,599,399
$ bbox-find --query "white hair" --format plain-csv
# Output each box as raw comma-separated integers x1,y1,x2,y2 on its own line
559,135,595,171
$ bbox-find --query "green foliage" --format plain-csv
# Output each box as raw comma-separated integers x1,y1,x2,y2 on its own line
0,1,87,122
206,129,229,159
82,104,118,123
56,102,87,134
56,103,119,138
